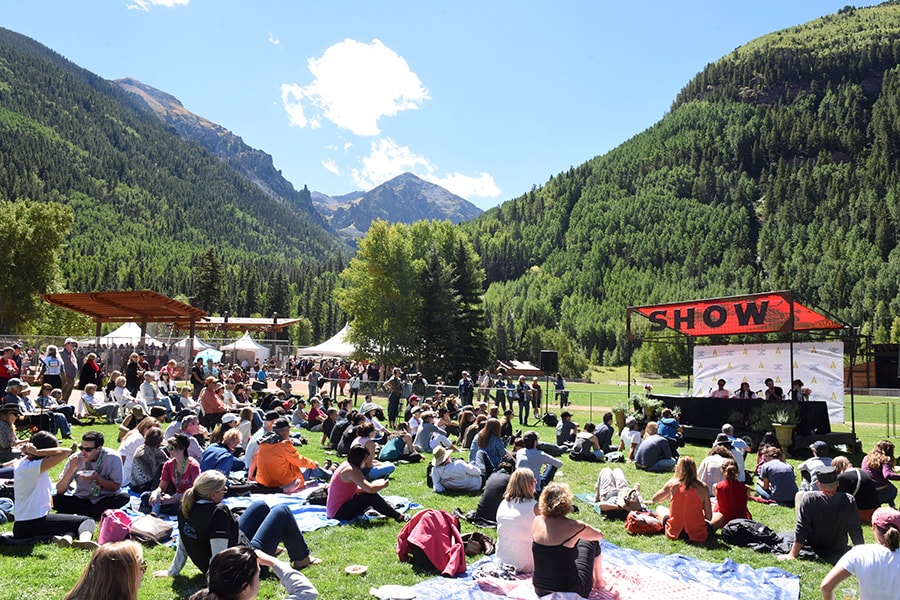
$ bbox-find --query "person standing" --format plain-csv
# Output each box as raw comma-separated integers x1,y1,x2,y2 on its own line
0,346,19,393
383,367,403,428
458,371,475,407
190,357,205,402
60,337,81,405
516,375,531,426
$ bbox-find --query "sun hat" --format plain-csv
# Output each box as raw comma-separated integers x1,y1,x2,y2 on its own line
714,433,733,448
360,402,380,414
432,445,452,467
220,413,239,425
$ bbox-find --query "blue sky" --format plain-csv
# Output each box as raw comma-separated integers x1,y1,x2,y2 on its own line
2,1,881,210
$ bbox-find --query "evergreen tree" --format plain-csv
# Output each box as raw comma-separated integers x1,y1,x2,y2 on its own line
193,247,223,313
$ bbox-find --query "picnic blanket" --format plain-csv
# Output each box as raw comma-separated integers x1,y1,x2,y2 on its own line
124,487,418,548
407,540,800,600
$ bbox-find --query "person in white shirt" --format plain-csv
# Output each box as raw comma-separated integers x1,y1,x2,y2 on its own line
430,446,483,493
495,467,538,571
81,384,118,424
618,417,643,462
820,507,900,600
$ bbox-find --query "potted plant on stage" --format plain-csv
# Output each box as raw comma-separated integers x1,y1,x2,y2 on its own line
612,397,636,432
638,396,665,421
771,407,800,449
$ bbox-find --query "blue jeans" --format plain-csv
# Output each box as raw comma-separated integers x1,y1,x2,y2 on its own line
362,463,395,481
518,400,529,425
149,397,174,419
301,466,333,482
877,483,898,507
239,502,310,563
644,458,676,473
539,465,558,491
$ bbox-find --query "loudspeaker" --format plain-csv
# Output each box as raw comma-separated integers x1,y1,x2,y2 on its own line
540,350,558,373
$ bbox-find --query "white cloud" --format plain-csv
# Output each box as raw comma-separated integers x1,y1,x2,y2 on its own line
281,39,429,135
126,0,188,11
322,159,341,176
350,138,500,199
268,33,280,46
424,172,501,199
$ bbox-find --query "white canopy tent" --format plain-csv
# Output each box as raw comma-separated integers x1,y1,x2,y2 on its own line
296,323,355,357
79,321,165,347
220,332,271,365
173,336,215,352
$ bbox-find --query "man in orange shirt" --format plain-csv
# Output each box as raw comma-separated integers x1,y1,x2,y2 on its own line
252,418,332,493
199,377,227,428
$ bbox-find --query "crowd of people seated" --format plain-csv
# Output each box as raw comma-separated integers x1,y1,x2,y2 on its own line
4,349,900,600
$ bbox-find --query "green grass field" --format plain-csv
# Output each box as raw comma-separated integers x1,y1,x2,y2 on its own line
1,372,896,599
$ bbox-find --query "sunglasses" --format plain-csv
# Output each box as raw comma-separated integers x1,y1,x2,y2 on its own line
78,446,97,452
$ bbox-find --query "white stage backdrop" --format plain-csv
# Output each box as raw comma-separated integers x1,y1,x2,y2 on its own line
692,342,844,423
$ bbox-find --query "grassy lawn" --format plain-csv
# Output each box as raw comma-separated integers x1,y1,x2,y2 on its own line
1,374,896,600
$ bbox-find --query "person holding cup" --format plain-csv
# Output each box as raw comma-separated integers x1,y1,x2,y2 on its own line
13,431,98,549
53,430,129,520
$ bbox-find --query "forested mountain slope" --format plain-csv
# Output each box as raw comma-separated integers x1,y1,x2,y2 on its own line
463,3,900,365
0,28,346,337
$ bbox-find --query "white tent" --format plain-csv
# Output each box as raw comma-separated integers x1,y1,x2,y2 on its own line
220,332,271,364
173,336,216,352
296,323,355,357
79,321,165,347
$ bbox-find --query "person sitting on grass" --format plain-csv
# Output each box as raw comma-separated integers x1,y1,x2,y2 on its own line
697,437,735,496
819,506,900,600
710,458,750,530
188,545,318,600
755,446,799,507
778,466,864,564
141,433,200,516
13,431,98,550
469,417,509,477
378,422,422,464
251,418,331,494
618,416,642,462
430,445,483,493
158,470,322,578
862,440,900,508
833,456,881,524
633,421,676,473
325,445,409,523
594,466,644,519
516,431,563,493
531,482,604,598
351,421,396,480
496,467,539,572
63,540,144,600
53,430,129,520
652,455,713,543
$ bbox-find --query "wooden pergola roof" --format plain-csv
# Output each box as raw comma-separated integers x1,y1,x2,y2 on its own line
186,316,303,332
41,290,207,323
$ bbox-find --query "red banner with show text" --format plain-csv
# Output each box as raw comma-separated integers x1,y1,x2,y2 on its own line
628,291,843,337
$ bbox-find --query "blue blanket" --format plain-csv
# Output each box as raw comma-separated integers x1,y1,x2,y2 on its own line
407,540,800,600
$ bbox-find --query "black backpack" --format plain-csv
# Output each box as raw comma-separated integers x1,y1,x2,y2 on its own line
721,518,781,547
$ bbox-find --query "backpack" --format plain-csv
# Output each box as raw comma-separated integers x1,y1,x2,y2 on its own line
624,510,663,535
721,518,782,547
397,509,467,576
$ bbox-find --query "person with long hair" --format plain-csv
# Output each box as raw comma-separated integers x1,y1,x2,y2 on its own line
63,540,144,600
189,545,317,600
820,507,900,599
157,470,321,577
862,440,900,508
13,431,98,549
710,458,750,529
470,417,508,477
756,446,799,507
652,455,713,543
130,426,167,493
531,482,604,597
142,433,200,516
496,468,539,572
77,353,103,391
833,456,881,524
325,445,408,522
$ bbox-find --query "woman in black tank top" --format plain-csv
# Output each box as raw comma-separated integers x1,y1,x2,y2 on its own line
531,482,605,597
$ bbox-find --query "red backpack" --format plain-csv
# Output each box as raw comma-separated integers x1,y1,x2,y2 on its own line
624,510,663,535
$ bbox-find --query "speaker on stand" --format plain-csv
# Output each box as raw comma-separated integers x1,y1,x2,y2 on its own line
531,351,559,427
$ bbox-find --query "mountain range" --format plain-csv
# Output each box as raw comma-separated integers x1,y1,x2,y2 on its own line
114,78,480,242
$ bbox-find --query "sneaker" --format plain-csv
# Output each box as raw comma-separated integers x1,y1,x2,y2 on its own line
53,535,72,548
72,540,99,551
